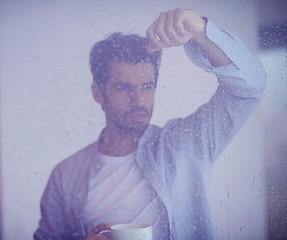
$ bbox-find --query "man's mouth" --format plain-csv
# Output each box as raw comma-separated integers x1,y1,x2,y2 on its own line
131,111,149,122
125,108,150,122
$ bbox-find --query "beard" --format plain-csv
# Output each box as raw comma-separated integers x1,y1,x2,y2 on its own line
110,106,153,136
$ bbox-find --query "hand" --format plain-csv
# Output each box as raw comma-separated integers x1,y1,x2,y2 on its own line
84,223,112,240
146,8,207,52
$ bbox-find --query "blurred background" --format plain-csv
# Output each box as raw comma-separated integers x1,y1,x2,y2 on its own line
0,0,286,239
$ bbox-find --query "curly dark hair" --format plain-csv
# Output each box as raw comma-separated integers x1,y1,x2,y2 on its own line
89,32,162,93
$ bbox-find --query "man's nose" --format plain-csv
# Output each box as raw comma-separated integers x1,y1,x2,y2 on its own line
129,89,144,105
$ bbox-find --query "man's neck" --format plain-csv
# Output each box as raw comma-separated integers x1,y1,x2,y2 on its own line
98,127,141,157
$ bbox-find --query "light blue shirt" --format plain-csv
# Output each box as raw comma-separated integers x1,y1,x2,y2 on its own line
34,19,267,240
135,19,267,239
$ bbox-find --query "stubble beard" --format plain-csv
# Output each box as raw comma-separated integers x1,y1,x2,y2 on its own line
112,106,153,137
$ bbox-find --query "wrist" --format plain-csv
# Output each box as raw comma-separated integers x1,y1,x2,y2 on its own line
191,17,208,44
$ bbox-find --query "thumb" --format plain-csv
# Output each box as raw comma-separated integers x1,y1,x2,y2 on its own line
146,42,161,53
92,223,112,234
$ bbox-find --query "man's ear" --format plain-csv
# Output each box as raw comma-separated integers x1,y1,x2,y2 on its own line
91,83,104,105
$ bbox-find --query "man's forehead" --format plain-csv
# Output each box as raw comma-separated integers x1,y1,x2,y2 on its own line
109,61,155,79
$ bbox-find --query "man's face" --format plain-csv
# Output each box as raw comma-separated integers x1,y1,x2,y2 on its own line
103,61,156,135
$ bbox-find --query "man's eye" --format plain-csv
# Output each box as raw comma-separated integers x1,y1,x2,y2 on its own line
142,82,156,90
115,84,129,91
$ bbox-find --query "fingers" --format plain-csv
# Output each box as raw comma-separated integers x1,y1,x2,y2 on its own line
146,9,188,52
155,12,173,47
173,8,186,37
165,10,183,44
146,8,206,52
146,18,162,52
85,223,112,240
92,223,112,234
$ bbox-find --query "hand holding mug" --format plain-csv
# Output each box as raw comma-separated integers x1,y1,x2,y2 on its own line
99,223,153,240
85,223,112,240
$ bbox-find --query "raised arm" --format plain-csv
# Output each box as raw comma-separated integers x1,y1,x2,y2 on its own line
145,8,267,163
146,8,232,67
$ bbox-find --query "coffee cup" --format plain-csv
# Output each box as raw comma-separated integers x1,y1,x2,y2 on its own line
99,223,153,240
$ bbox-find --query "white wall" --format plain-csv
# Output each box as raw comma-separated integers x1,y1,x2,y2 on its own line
0,0,267,239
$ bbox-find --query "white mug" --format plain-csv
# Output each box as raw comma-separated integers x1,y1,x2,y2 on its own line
99,223,153,240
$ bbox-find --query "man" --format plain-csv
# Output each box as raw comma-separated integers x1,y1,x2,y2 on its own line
34,8,266,240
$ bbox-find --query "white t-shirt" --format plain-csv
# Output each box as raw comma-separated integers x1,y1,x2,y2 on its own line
83,151,170,239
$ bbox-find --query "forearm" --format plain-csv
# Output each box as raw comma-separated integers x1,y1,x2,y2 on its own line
193,32,233,68
179,20,267,160
184,18,267,99
146,9,232,68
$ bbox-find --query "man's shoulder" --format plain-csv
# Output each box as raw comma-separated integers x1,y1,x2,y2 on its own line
44,141,99,198
54,141,99,174
145,124,162,135
143,120,184,140
141,124,163,143
141,121,181,146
